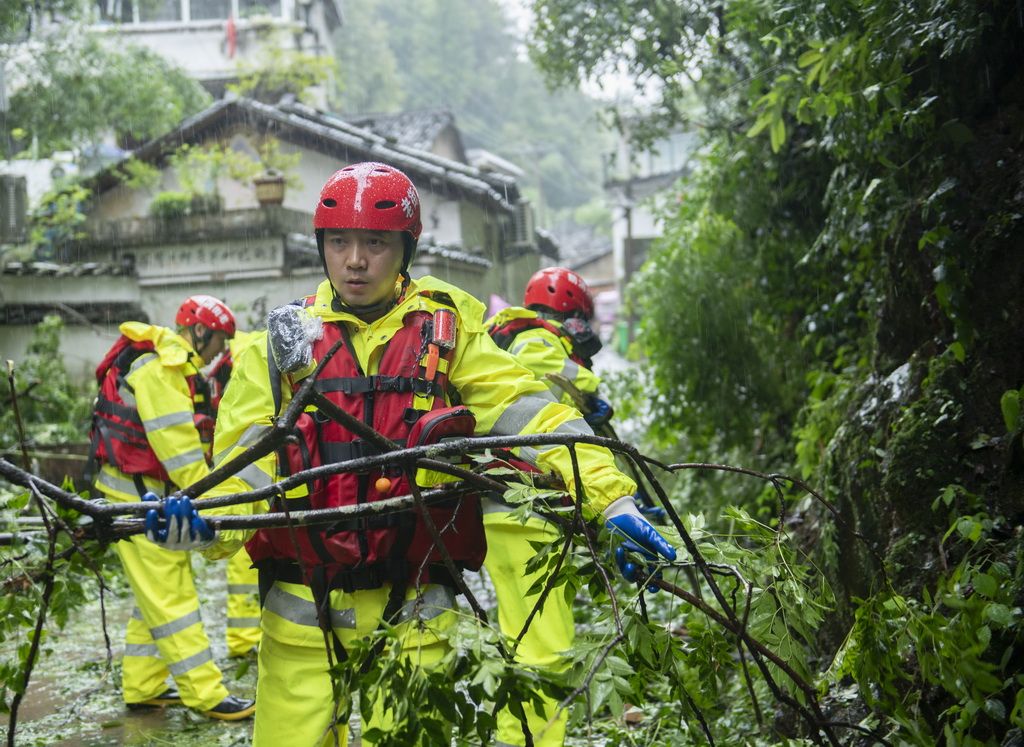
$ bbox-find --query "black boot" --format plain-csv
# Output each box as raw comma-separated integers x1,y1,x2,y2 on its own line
126,686,182,710
202,694,256,721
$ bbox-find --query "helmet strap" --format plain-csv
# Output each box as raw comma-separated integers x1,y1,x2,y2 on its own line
188,325,215,358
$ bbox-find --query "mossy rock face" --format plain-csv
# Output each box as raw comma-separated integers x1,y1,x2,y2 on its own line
808,355,927,631
881,351,968,534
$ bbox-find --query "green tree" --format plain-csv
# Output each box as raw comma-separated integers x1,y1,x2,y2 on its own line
529,0,1024,742
3,32,210,158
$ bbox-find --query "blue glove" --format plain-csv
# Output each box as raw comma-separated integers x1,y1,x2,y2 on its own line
603,496,677,592
144,493,215,551
584,396,613,426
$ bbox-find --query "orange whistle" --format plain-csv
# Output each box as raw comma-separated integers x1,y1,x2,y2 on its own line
424,343,440,381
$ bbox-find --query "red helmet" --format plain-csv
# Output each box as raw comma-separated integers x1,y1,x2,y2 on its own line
314,162,422,269
524,267,595,319
175,294,236,337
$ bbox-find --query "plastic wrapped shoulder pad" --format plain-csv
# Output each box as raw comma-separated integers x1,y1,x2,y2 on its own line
267,304,323,374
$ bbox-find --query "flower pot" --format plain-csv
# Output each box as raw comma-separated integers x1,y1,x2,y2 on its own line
253,173,286,206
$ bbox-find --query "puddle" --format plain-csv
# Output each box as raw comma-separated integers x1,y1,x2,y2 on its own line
2,553,257,746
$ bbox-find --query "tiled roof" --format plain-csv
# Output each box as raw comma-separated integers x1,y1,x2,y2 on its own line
344,110,456,153
1,260,133,276
3,301,147,326
88,96,520,212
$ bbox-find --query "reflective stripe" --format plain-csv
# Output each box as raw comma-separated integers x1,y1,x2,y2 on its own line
97,469,162,498
491,394,554,436
143,410,194,431
482,496,511,513
161,448,207,472
560,357,582,382
235,462,273,490
120,386,138,408
552,417,593,437
228,616,261,628
518,446,540,468
228,584,259,595
239,423,270,448
215,423,270,463
510,338,553,356
394,586,456,625
128,352,157,374
167,647,214,676
264,584,356,629
149,608,202,640
131,607,144,620
124,643,159,657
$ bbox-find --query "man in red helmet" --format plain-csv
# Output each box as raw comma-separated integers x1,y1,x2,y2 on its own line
88,295,255,721
145,163,676,745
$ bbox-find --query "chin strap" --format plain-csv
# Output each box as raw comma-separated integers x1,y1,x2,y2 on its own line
188,327,215,360
330,273,410,318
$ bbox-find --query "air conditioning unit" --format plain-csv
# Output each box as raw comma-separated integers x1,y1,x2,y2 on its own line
0,174,28,245
510,200,535,247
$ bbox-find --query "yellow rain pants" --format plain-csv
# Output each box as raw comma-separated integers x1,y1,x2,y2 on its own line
252,582,456,747
226,547,261,657
484,510,573,747
115,533,228,710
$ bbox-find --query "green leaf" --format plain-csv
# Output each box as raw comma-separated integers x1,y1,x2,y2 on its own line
1000,390,1021,433
770,116,787,153
746,113,772,138
984,603,1014,627
973,572,997,598
797,49,823,68
863,178,882,200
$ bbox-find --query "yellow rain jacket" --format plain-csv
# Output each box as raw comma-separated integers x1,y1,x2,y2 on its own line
205,276,634,563
94,322,214,501
485,306,601,403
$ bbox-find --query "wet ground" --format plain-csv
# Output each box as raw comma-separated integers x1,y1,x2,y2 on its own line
1,554,257,746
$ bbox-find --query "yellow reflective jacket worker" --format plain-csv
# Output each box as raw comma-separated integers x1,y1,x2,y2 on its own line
92,319,240,716
94,321,215,501
485,306,601,403
201,276,635,629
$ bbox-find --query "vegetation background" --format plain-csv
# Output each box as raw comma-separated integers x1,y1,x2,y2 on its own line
2,0,1023,744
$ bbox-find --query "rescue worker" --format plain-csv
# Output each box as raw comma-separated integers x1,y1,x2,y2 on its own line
481,266,615,746
144,162,676,746
88,295,255,720
487,267,608,419
207,330,263,658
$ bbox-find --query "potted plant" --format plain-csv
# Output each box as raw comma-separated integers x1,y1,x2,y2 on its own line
252,138,301,207
253,170,286,206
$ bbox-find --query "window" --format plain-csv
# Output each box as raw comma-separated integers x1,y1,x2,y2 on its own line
190,0,230,19
239,0,282,18
138,0,182,21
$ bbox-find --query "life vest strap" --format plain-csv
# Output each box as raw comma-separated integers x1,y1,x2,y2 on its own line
319,437,407,464
315,375,442,398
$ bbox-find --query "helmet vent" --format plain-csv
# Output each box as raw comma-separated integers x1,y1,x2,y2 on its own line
322,198,337,208
374,200,397,209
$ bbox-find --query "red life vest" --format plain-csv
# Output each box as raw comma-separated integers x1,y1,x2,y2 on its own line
245,300,486,591
86,334,210,485
488,315,590,367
